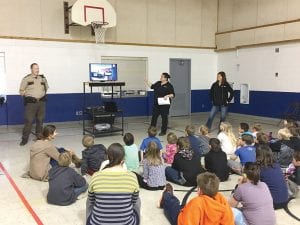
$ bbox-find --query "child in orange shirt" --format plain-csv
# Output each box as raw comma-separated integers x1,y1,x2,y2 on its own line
158,172,234,225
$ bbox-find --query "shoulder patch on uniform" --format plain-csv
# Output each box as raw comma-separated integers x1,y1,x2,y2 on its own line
39,74,45,78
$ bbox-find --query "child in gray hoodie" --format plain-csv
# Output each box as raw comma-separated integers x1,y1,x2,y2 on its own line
47,152,88,206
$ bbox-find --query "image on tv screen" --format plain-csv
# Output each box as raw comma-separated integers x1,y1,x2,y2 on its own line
89,63,117,81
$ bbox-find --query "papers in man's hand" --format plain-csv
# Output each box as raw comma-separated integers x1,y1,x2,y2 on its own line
158,97,170,105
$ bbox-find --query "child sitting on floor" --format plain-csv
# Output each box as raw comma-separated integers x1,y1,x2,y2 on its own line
135,141,166,190
270,128,294,167
123,132,140,172
47,152,88,206
205,138,229,181
217,122,237,159
81,135,107,176
228,134,256,174
239,122,250,134
158,172,234,225
165,137,206,187
228,162,276,225
237,122,252,147
162,132,178,164
185,125,201,157
256,145,289,209
198,125,210,155
286,151,300,198
251,123,262,138
287,126,300,151
255,132,269,148
140,126,163,161
283,117,299,128
288,151,300,185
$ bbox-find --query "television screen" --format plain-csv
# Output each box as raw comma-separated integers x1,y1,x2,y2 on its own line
89,63,118,81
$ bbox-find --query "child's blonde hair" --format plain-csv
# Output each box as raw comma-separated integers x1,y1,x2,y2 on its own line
199,125,209,135
167,132,177,144
277,128,292,140
58,152,72,167
145,141,162,166
219,122,237,147
185,125,195,136
252,123,263,132
82,135,94,148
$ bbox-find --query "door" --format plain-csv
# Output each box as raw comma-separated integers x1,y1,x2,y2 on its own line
169,59,191,116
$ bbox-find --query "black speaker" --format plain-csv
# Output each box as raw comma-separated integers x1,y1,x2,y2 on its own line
104,101,118,112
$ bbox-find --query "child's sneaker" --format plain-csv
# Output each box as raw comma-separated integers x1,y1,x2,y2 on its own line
178,172,187,185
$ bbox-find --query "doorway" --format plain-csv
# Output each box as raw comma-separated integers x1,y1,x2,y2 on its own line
169,58,191,116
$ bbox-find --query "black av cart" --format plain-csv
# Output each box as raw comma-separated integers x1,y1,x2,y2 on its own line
82,81,125,137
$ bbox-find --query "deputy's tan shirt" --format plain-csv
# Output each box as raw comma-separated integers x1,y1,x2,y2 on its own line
19,74,49,99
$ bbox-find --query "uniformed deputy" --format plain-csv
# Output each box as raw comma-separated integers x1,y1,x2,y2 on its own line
19,63,49,146
146,73,175,136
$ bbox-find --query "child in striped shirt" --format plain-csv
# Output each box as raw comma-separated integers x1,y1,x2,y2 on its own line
87,143,140,225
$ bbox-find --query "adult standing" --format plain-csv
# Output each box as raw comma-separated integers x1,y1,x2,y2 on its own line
206,71,233,131
146,73,175,136
19,63,49,145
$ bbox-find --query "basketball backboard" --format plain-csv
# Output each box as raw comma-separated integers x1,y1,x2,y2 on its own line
71,0,116,28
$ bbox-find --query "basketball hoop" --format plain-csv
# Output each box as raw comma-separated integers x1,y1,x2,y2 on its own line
91,21,109,44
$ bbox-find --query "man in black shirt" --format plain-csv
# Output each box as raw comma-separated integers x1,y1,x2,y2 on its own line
146,73,175,136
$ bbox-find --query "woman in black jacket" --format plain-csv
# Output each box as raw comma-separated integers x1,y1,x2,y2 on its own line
206,71,234,130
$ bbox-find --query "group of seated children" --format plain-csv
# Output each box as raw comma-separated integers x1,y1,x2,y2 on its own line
158,172,235,225
158,162,279,225
23,119,300,225
228,162,276,225
26,125,82,182
26,125,109,205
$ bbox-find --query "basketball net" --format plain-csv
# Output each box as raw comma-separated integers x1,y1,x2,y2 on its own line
91,21,109,44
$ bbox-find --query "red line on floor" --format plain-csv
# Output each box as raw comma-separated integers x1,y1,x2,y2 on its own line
0,163,44,225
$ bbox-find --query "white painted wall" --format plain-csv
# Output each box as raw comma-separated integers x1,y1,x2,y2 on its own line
0,39,217,95
218,42,300,92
